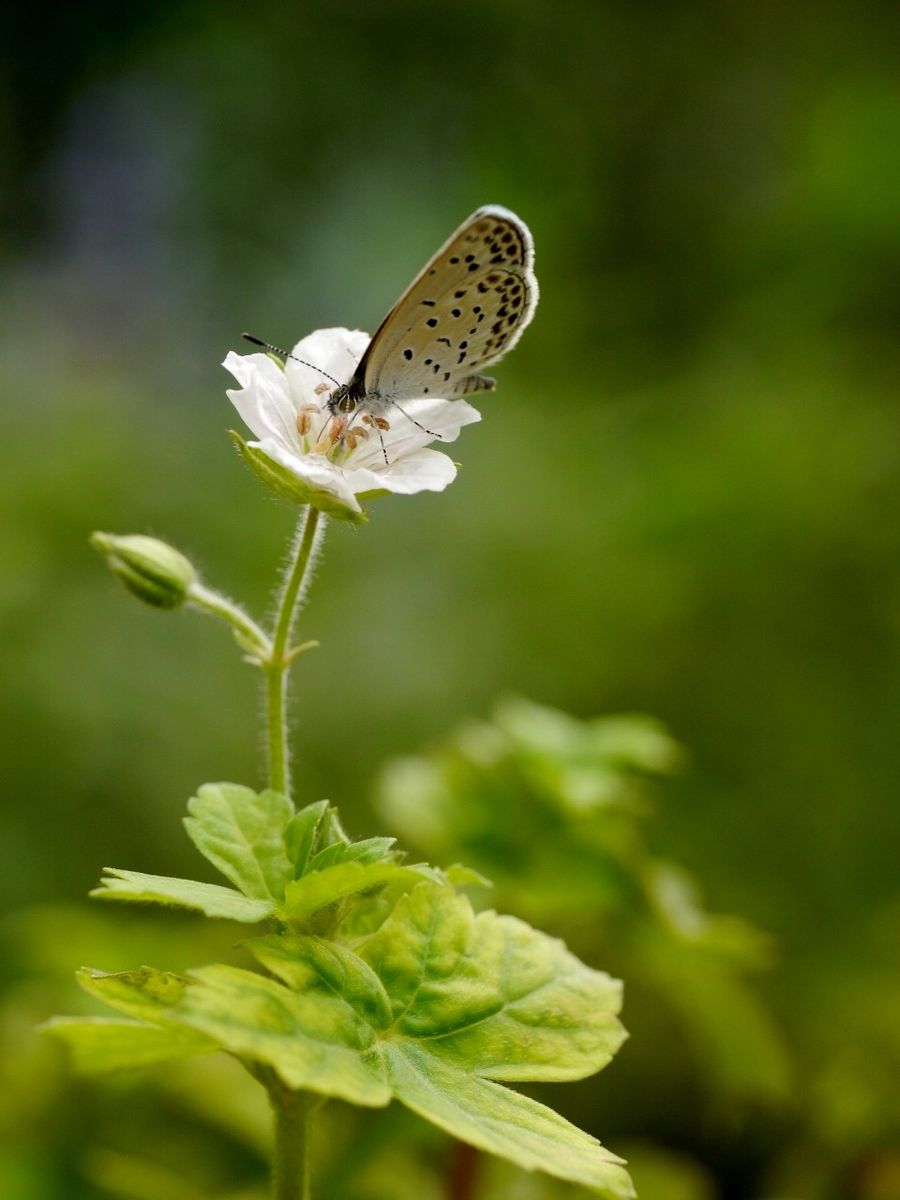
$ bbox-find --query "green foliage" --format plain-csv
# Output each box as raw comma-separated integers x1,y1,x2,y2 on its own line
184,783,296,903
47,785,633,1196
91,868,277,923
377,697,791,1103
45,1017,215,1073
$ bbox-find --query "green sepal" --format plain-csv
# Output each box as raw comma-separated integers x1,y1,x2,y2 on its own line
183,782,294,902
90,532,196,610
229,431,368,523
91,868,275,923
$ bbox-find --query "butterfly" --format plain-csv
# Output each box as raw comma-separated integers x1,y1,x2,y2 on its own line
326,205,538,425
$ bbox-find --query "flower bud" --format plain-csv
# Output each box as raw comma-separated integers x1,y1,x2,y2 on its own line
90,532,196,609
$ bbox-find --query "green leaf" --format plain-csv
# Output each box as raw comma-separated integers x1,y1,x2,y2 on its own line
306,836,397,873
281,861,413,926
229,431,368,523
183,782,294,902
67,879,629,1191
43,1017,214,1072
47,967,218,1073
356,882,626,1082
91,868,275,923
385,1042,634,1198
320,807,351,848
444,863,493,888
246,933,393,1030
76,965,189,1020
173,963,391,1107
497,696,683,775
285,800,331,877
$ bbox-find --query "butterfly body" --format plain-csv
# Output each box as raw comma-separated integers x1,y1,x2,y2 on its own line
327,204,537,423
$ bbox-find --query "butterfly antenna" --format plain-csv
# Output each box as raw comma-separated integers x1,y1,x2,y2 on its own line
390,401,444,441
241,333,341,388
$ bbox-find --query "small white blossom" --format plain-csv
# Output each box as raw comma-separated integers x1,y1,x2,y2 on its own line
224,328,481,517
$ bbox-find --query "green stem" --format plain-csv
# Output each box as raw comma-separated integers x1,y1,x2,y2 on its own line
271,1089,312,1200
265,505,324,798
187,582,271,658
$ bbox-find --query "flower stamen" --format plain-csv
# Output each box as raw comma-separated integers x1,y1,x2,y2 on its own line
295,407,316,438
361,414,391,432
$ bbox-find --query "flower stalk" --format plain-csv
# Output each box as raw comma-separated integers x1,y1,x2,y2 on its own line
263,505,324,800
187,581,272,659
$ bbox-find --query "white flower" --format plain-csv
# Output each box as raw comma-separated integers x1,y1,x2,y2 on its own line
224,328,481,518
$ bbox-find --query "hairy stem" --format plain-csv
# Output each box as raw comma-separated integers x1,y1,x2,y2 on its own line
187,581,271,658
264,505,324,799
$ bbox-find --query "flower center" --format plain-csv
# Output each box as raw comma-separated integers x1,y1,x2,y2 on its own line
294,407,392,464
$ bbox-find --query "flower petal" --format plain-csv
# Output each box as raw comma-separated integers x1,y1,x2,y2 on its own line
285,328,370,407
224,351,299,447
350,448,460,496
350,398,481,471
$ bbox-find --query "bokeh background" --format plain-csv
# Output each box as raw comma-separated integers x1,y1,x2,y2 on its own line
2,2,899,1197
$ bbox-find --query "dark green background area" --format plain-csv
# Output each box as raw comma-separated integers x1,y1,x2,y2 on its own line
2,2,899,1197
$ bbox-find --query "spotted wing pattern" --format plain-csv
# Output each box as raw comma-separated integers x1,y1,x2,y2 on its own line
352,205,538,409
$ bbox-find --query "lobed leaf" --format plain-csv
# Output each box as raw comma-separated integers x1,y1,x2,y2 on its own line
356,882,626,1081
43,1017,214,1073
282,861,415,926
183,782,294,901
77,965,189,1021
306,836,398,873
246,932,393,1031
173,963,390,1107
385,1042,634,1198
61,877,630,1191
91,868,275,923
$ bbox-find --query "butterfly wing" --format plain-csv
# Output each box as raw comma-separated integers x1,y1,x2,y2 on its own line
354,205,538,405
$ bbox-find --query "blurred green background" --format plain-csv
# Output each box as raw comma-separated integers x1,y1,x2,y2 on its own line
2,1,899,1197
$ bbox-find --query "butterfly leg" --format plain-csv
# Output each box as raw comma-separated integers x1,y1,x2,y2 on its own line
360,414,391,465
389,401,444,441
